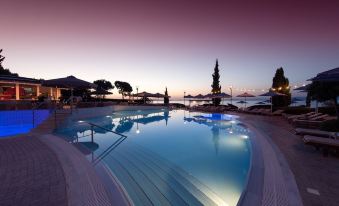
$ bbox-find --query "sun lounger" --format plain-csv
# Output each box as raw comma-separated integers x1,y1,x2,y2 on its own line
293,116,336,129
286,112,315,120
303,135,339,156
295,128,337,139
262,109,284,116
295,112,323,120
251,108,266,115
258,109,271,115
288,112,323,123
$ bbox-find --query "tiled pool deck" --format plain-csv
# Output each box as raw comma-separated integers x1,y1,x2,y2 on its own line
0,135,67,206
240,113,339,206
0,111,338,206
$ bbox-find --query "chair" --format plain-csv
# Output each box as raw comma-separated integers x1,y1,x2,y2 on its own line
285,112,315,120
303,135,339,156
295,128,337,139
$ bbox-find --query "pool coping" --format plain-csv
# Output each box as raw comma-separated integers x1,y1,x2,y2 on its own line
39,134,114,206
237,114,303,206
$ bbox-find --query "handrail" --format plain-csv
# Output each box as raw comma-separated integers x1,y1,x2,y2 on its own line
92,136,127,165
85,122,127,138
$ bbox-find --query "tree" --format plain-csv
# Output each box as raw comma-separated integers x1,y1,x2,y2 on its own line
164,87,169,105
93,79,114,91
93,79,114,99
211,59,221,106
307,81,339,119
114,81,133,99
271,67,291,107
0,49,18,76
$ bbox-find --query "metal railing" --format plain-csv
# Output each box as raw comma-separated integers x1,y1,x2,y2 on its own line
81,121,127,165
32,101,49,127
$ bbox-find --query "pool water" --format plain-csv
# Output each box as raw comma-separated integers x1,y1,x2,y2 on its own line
56,109,252,206
0,110,50,137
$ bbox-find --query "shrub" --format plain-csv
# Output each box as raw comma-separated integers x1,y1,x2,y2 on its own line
320,119,339,132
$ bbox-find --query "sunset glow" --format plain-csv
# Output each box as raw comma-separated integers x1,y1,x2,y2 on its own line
1,0,339,98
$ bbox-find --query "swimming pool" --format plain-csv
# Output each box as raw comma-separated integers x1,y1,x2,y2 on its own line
0,110,50,137
56,109,252,206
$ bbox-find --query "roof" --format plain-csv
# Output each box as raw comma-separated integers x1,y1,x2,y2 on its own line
0,75,41,84
308,67,339,82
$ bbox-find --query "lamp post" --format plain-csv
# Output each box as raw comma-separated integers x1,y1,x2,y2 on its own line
136,86,139,102
229,86,233,105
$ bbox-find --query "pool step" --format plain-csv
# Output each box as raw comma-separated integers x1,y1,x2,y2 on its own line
116,149,208,206
111,151,186,206
104,155,154,206
129,144,226,206
106,144,225,206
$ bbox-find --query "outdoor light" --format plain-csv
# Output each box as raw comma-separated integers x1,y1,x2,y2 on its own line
136,129,140,134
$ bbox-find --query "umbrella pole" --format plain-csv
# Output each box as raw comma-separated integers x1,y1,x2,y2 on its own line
71,88,74,114
271,97,273,113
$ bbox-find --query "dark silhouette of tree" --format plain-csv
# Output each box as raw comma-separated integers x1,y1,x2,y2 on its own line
93,79,114,91
114,81,133,99
0,49,18,76
271,67,291,107
164,87,169,105
211,59,221,106
307,81,339,119
93,79,114,99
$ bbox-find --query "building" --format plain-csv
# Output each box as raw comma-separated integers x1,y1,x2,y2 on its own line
0,75,61,101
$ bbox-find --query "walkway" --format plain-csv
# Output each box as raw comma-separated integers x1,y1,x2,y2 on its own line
241,114,339,206
0,135,68,206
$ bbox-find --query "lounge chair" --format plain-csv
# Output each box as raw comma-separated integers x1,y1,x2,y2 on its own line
288,112,323,123
262,109,284,116
303,135,339,156
293,116,336,129
285,112,315,120
295,128,337,139
290,113,328,122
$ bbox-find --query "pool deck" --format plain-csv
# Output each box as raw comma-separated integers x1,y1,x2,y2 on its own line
0,135,68,206
237,113,339,206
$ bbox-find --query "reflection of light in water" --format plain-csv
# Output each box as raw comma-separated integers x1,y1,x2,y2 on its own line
222,135,246,148
241,135,249,139
184,121,187,124
230,120,236,124
136,129,140,134
106,115,111,118
78,120,84,123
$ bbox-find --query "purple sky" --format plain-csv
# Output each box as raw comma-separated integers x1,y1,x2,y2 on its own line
1,0,339,98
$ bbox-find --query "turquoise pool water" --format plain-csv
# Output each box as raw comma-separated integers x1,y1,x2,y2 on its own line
56,109,252,206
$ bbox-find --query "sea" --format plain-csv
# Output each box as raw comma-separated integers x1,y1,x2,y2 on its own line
153,96,322,108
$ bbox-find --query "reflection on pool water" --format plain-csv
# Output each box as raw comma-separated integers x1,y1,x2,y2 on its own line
56,109,252,206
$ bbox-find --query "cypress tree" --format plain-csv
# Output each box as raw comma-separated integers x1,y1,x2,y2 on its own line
211,59,221,106
164,87,169,105
271,67,291,107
